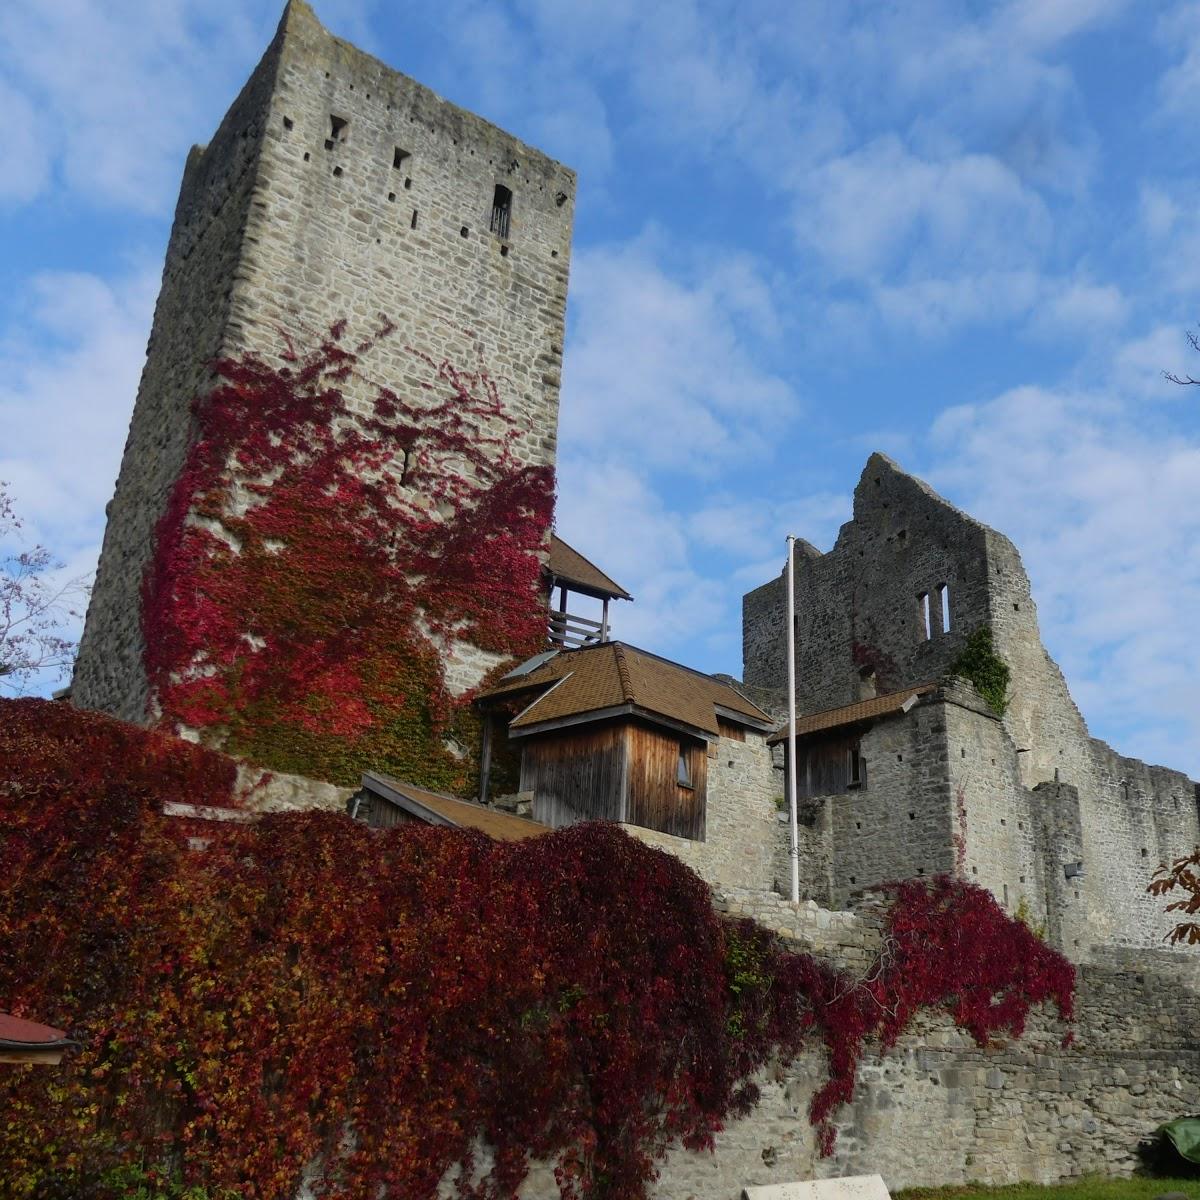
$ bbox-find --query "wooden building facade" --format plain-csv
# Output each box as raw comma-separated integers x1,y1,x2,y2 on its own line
477,642,773,842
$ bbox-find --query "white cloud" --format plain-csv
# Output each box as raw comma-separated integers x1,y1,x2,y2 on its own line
1111,325,1197,396
0,78,53,204
559,233,797,474
1034,278,1128,337
1155,1,1200,116
0,0,376,215
554,455,731,660
926,382,1200,777
797,138,1050,282
1002,0,1131,51
0,267,156,560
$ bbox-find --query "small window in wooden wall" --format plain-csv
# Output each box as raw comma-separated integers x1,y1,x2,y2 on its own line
676,745,693,788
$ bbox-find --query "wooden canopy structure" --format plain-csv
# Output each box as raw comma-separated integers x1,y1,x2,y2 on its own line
545,534,632,647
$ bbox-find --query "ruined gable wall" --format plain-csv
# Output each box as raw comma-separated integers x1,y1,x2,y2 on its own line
744,454,1200,953
744,453,997,714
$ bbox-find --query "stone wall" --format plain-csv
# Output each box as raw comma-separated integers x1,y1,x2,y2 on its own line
641,950,1200,1199
743,453,996,713
500,896,1200,1199
826,697,956,907
72,32,283,721
743,453,1200,954
73,0,574,724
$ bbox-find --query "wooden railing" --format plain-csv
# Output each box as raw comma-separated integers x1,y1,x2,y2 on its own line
548,610,607,648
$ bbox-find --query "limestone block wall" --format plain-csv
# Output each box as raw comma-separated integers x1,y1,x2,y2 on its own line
743,453,997,712
645,957,1200,1200
826,699,956,907
620,732,778,893
73,38,283,721
744,453,1200,954
74,0,574,723
490,895,1200,1200
941,686,1048,921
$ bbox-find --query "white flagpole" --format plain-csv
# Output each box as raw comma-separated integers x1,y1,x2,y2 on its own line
785,534,800,904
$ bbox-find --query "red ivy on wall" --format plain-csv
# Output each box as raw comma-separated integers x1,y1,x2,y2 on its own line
1,700,1074,1200
141,319,553,787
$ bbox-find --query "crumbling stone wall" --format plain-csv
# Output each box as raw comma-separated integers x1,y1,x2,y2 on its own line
74,0,575,720
744,453,1200,953
743,453,997,713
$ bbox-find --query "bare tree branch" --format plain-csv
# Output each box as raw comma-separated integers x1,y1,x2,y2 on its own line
0,482,90,694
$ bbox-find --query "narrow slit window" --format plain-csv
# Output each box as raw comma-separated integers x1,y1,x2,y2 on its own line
676,746,692,788
848,744,863,788
920,592,932,640
490,184,512,239
938,583,950,632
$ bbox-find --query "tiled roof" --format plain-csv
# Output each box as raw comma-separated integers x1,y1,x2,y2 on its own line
361,773,550,841
547,534,632,601
767,684,935,745
479,642,773,737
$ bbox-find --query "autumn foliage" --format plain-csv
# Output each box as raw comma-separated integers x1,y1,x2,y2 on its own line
0,698,1074,1199
1149,849,1200,945
141,320,553,788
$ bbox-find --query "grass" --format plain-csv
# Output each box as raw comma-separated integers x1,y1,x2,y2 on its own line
897,1179,1198,1200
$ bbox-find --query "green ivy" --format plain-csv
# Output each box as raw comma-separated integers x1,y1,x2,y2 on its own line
950,626,1011,716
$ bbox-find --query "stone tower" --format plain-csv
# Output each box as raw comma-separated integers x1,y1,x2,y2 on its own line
73,1,575,753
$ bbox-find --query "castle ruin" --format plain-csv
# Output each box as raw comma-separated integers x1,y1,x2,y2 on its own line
62,3,1200,1193
740,452,1200,956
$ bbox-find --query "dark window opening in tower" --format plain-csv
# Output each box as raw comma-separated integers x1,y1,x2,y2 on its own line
490,184,512,239
393,146,411,170
326,115,348,149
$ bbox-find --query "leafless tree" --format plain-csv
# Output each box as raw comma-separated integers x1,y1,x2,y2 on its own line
1,482,89,694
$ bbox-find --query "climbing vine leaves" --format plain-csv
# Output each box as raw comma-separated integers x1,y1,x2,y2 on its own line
141,319,554,787
1,699,1074,1200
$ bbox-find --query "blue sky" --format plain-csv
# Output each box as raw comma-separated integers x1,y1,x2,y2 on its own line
1,0,1199,776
